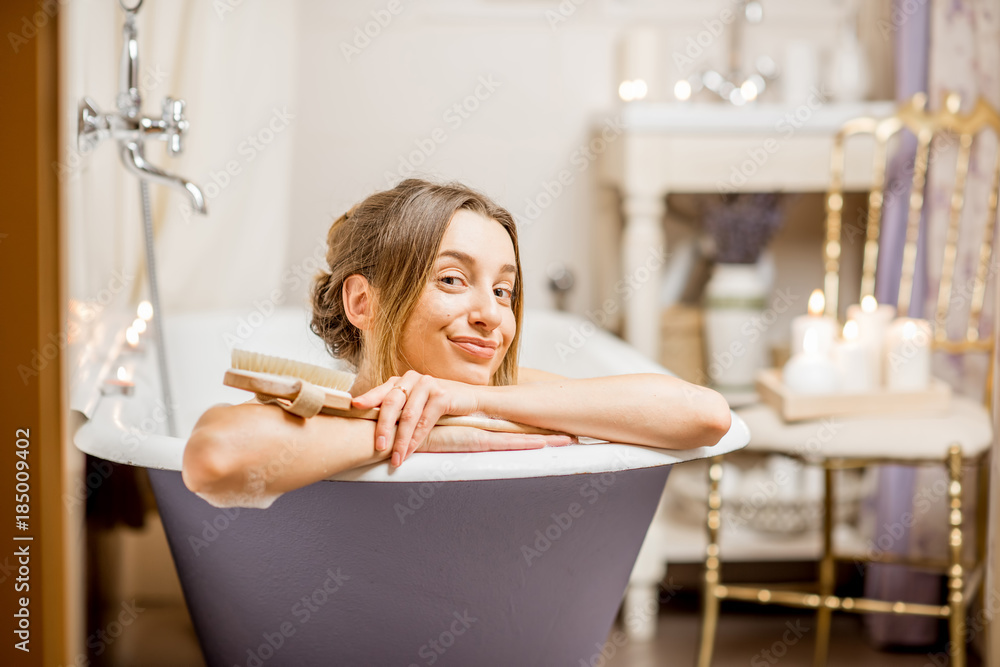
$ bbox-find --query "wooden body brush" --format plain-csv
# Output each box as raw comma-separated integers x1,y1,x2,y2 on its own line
225,349,568,436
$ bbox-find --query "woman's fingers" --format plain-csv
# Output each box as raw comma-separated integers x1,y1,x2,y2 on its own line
351,380,396,410
390,383,431,467
402,396,447,463
374,384,408,460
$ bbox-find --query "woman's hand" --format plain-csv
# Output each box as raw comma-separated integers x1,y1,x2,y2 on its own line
351,370,482,467
423,425,576,454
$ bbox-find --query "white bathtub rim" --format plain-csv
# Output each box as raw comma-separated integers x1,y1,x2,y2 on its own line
73,400,750,483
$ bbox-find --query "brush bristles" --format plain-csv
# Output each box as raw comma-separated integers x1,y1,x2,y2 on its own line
231,349,355,393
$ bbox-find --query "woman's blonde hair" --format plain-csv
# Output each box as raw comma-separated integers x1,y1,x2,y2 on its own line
311,178,523,387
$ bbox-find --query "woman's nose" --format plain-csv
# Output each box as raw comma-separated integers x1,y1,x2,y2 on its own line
468,285,502,329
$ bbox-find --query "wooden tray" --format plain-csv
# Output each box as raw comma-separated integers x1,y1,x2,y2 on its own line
754,368,952,422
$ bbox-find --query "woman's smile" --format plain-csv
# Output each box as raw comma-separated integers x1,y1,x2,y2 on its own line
449,336,498,359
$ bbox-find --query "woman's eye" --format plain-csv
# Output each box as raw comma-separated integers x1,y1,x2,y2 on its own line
495,287,513,300
440,276,461,286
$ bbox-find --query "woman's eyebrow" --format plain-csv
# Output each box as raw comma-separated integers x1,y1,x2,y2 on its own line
437,249,516,276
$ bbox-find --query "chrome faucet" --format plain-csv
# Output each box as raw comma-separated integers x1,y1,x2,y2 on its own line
78,4,207,214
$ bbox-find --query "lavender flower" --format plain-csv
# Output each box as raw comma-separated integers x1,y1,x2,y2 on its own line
703,193,785,264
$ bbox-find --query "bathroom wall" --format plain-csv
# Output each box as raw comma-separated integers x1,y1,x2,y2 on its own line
284,0,889,318
64,0,893,329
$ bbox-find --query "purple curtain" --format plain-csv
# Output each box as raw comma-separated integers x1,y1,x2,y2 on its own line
863,0,942,648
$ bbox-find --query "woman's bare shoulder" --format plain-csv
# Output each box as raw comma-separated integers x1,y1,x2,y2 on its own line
517,366,568,384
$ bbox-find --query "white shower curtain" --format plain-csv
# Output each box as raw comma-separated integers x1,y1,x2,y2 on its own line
129,0,298,315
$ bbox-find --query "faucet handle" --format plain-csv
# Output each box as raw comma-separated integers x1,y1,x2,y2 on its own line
161,97,188,155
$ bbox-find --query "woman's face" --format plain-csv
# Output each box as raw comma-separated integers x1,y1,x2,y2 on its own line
397,209,517,385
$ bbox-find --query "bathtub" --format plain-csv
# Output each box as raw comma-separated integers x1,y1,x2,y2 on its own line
74,305,748,666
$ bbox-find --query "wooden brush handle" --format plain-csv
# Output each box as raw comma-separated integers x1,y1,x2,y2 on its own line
225,369,569,436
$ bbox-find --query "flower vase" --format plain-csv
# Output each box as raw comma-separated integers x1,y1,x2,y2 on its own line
703,262,769,392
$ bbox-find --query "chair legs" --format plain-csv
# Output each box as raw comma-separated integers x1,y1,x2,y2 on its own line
813,465,836,667
947,444,966,667
696,447,980,667
696,457,724,667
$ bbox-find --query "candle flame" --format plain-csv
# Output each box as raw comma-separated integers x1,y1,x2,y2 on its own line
132,318,147,334
861,295,877,313
902,320,917,340
137,300,154,321
843,320,859,340
125,327,140,347
116,366,128,381
807,289,825,316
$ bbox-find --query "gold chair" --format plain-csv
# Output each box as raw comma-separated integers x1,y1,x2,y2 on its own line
696,92,999,667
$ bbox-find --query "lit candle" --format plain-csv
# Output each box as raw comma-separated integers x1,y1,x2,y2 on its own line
132,317,147,334
883,318,932,391
833,320,874,393
125,326,141,349
783,328,840,395
846,295,896,386
791,289,838,356
102,365,136,396
137,300,154,321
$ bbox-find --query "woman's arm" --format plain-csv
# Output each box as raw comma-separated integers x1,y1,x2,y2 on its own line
182,400,570,507
181,402,388,508
479,372,732,451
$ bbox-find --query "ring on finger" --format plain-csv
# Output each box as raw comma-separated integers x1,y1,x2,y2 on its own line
392,384,409,400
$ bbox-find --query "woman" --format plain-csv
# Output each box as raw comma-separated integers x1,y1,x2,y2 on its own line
182,179,732,508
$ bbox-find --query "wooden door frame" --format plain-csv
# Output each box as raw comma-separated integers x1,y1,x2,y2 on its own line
0,3,67,665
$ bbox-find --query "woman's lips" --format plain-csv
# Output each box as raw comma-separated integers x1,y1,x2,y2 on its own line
450,338,497,359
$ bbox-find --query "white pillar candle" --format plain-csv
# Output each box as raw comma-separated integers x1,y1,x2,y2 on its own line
846,295,896,387
791,289,838,356
883,317,932,391
783,328,840,395
834,320,874,393
619,27,659,101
